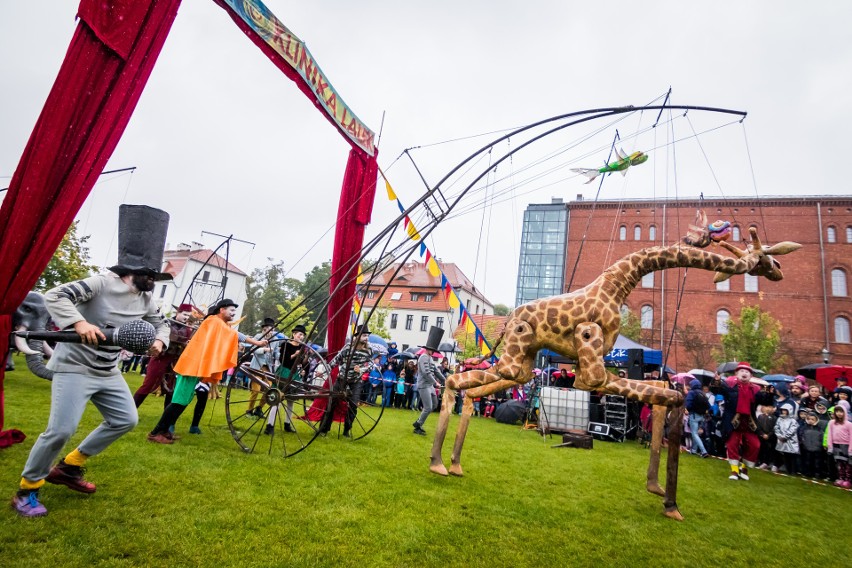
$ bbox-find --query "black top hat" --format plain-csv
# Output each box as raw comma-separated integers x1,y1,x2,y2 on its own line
261,317,276,328
354,324,371,336
212,298,239,313
109,204,172,281
419,326,445,353
291,324,307,335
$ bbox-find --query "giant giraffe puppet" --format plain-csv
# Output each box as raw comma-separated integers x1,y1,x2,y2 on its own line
429,223,801,520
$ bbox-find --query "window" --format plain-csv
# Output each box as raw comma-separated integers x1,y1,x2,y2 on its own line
619,225,627,241
641,272,654,288
832,269,848,296
827,226,837,243
366,290,376,299
202,270,210,283
847,226,852,243
744,274,758,292
732,226,741,241
423,294,434,302
405,315,413,330
717,309,730,334
716,278,730,291
640,305,653,329
390,314,398,329
390,292,402,300
159,284,167,299
436,317,444,328
634,225,641,241
649,225,656,241
420,316,429,331
475,304,480,314
410,293,420,301
835,316,851,343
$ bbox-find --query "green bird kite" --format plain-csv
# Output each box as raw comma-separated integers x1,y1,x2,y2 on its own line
572,148,648,184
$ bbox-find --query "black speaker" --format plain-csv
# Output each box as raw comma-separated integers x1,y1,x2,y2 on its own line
626,349,644,380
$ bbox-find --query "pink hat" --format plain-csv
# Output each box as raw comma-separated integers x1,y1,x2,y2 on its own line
734,362,754,374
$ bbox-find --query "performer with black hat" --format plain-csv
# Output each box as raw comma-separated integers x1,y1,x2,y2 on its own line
265,323,309,435
12,205,173,518
132,303,195,409
412,326,446,436
146,299,267,443
328,324,375,438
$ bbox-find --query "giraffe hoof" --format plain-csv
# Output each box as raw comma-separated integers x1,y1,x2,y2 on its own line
429,463,449,477
448,464,464,477
663,507,684,522
646,483,665,497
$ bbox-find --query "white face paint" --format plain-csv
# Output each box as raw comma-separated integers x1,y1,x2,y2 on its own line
222,306,237,321
176,311,191,324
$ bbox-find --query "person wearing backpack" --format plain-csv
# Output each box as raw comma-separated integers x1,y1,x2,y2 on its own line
685,378,710,457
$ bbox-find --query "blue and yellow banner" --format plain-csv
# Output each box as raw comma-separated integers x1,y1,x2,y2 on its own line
380,175,493,356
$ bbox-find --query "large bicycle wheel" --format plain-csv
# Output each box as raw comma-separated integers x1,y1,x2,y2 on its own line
225,343,331,458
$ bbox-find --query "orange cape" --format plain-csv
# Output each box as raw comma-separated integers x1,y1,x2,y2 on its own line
173,316,238,383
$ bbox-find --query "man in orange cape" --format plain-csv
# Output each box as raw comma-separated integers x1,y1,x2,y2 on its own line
146,299,266,443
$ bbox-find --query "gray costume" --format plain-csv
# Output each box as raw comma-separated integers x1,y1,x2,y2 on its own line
415,353,444,429
21,273,169,482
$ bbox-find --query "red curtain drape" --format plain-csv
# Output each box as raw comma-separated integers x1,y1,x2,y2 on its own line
0,0,181,447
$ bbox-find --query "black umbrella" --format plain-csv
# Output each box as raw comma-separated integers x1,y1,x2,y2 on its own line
494,399,527,425
391,352,417,361
796,363,833,380
438,341,459,353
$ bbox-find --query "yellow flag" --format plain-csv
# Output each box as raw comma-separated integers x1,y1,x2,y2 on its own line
465,318,476,333
385,180,397,201
480,343,491,356
406,221,421,241
447,290,460,309
427,257,441,276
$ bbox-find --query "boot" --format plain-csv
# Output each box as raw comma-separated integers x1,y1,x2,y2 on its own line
46,460,97,494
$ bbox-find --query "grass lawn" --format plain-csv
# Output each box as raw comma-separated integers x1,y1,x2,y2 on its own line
0,354,843,567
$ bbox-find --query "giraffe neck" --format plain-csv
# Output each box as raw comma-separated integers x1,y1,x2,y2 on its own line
595,243,757,306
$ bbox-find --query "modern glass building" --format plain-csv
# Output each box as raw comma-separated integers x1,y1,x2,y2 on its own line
515,198,569,305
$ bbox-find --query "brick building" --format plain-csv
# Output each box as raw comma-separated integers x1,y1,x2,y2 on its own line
361,260,493,351
556,196,852,372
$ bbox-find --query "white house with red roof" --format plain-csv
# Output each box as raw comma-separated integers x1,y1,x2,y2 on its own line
361,260,494,351
155,242,248,317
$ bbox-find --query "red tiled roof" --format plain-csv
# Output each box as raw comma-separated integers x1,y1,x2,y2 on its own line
162,249,247,278
360,260,490,309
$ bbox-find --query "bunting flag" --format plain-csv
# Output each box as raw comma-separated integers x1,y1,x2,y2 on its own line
378,171,494,355
349,264,366,335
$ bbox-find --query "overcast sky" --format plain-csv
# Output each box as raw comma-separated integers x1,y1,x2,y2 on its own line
2,1,850,306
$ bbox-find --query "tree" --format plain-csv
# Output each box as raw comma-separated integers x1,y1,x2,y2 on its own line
716,303,785,372
364,300,392,340
456,319,503,360
677,323,715,370
36,220,98,291
241,260,302,334
276,295,314,336
493,303,512,316
619,308,642,342
299,261,332,343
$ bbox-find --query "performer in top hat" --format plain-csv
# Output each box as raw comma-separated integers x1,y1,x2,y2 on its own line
132,303,195,408
12,205,173,517
328,324,375,438
413,326,446,436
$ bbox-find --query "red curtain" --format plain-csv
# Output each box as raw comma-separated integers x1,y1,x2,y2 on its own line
0,0,181,447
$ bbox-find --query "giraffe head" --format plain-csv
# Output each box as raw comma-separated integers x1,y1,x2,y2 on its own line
714,227,802,283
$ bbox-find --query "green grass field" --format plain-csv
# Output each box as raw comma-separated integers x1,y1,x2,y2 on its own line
0,355,842,567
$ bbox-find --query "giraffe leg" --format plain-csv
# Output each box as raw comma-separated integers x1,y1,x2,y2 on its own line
646,405,667,497
662,404,685,521
573,322,685,520
429,386,456,476
429,319,535,477
448,395,476,476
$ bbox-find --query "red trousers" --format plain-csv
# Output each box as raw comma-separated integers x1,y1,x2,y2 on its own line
726,422,760,464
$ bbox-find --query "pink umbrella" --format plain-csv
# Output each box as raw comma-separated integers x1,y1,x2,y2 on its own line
670,373,695,385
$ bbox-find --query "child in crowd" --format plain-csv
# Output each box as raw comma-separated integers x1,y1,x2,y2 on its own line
774,402,799,475
799,409,826,479
395,370,407,408
814,398,831,422
826,405,852,488
756,404,777,470
834,386,851,414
